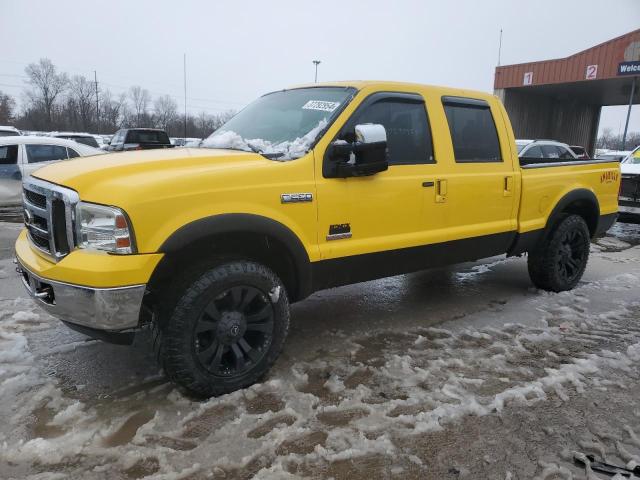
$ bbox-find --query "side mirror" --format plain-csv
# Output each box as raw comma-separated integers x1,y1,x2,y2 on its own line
325,124,389,178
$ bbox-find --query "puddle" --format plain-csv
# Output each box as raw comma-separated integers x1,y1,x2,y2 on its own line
102,409,155,447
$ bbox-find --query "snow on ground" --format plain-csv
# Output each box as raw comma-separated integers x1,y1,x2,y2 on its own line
0,222,640,479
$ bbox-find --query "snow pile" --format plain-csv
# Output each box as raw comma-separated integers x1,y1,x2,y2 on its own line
202,119,327,160
2,256,640,477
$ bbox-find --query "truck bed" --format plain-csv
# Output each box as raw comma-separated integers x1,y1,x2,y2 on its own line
517,158,621,236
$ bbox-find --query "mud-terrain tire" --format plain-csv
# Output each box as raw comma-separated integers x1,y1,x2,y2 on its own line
527,214,590,292
157,260,289,397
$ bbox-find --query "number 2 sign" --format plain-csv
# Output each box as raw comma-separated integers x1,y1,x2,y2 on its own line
586,65,598,80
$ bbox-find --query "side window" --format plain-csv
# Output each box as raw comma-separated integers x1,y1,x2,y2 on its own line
442,97,502,163
524,145,543,158
67,148,80,158
557,146,574,159
341,94,435,165
26,145,69,163
541,145,560,159
0,145,18,164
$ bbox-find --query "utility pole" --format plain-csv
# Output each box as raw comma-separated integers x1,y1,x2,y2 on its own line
183,53,187,139
497,29,503,66
622,76,637,151
94,71,99,131
313,60,321,83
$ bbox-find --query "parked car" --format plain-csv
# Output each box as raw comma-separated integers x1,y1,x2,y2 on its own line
0,136,103,208
0,126,21,137
618,146,640,221
569,145,589,159
108,128,173,151
171,137,202,147
596,150,632,162
49,132,101,149
15,81,620,397
516,140,578,161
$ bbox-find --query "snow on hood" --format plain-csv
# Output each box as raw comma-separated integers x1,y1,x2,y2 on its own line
201,119,327,160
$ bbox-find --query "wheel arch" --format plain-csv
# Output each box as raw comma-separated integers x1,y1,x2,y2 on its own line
546,188,600,237
147,214,313,307
508,188,600,257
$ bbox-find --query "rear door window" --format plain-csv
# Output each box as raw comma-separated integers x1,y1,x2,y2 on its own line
26,144,69,163
557,146,575,159
0,145,18,164
541,145,561,159
524,145,543,158
442,97,502,163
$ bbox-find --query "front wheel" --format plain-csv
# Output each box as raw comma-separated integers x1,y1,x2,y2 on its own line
527,214,590,292
158,260,290,397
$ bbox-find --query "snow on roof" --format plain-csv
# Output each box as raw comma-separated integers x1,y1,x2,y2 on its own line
49,131,95,137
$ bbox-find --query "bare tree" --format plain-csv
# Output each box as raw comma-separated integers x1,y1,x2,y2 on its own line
68,75,96,130
24,58,68,127
129,86,151,126
153,95,178,130
0,91,15,124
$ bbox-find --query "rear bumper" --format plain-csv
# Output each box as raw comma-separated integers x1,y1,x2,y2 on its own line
16,258,145,331
594,212,618,237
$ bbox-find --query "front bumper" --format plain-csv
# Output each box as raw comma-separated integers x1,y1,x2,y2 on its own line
16,258,146,331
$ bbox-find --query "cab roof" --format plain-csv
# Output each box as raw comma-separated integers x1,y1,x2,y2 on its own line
284,80,497,101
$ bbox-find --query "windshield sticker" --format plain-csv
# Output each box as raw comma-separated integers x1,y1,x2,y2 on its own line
302,100,340,112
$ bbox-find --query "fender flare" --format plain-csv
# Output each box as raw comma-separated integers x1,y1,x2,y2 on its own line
158,213,313,300
545,188,599,234
508,188,600,256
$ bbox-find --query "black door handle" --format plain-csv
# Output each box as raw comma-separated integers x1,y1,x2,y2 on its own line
422,181,434,188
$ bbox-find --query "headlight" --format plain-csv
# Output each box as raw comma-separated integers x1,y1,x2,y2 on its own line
75,202,135,254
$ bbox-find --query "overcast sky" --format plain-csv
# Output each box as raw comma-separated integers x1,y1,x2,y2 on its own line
2,0,639,136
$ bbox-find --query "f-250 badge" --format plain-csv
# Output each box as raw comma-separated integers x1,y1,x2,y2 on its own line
281,193,313,203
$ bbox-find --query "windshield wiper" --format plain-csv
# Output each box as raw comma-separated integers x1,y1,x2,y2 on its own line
202,144,287,160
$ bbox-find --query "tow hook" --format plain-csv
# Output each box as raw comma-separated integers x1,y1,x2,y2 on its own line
34,287,53,299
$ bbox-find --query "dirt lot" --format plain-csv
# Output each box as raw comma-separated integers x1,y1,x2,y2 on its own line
1,221,640,479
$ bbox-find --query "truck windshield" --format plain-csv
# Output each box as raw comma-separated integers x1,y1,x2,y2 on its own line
202,86,355,160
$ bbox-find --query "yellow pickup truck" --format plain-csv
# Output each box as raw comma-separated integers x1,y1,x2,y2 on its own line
15,81,620,396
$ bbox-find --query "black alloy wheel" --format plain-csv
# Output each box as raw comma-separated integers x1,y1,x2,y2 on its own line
194,285,274,377
157,260,290,397
527,214,591,292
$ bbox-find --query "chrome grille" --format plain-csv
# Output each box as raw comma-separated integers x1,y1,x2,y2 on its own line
23,188,47,209
22,177,79,262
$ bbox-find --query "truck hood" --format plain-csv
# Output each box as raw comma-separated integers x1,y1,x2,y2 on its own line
32,148,266,192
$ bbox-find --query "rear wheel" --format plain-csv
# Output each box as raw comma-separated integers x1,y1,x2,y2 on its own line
527,214,590,292
157,260,289,397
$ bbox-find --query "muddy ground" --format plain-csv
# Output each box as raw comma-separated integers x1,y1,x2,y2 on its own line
1,220,640,479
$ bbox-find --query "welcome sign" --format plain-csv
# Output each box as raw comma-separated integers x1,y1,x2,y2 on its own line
618,61,640,75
